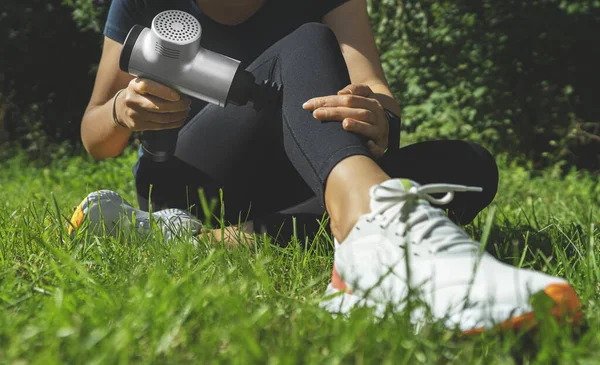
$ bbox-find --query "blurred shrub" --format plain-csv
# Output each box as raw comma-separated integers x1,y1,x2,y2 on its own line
367,0,599,170
0,0,598,170
0,0,106,161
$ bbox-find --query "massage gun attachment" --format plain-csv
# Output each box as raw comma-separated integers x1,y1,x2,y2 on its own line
119,10,282,162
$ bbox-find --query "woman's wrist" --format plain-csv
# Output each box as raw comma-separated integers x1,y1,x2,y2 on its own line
383,108,401,151
112,89,128,129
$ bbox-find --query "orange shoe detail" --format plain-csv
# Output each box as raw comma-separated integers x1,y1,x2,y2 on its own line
331,265,352,294
545,283,583,323
68,202,85,235
463,283,583,336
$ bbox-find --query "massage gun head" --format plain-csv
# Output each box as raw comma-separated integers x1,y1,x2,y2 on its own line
150,10,202,61
119,10,240,106
120,11,201,70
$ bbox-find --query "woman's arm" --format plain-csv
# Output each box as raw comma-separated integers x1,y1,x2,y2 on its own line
322,0,402,117
303,0,402,156
81,37,191,161
81,37,134,160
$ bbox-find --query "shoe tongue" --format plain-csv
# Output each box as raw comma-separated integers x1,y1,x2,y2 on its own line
369,178,420,212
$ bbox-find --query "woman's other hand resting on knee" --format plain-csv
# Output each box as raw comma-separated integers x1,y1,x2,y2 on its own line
303,83,390,158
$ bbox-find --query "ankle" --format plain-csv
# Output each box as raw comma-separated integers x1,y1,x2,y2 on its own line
324,155,391,243
329,212,361,243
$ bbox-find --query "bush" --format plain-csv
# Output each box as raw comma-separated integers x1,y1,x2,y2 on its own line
1,0,598,170
0,0,106,161
367,0,600,170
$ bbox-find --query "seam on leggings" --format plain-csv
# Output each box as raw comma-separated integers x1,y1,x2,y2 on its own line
278,55,327,199
281,110,323,196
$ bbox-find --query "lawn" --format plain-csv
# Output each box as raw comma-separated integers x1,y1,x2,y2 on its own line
0,147,599,364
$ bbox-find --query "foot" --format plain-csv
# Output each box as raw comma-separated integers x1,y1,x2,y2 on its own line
321,179,582,334
68,190,202,244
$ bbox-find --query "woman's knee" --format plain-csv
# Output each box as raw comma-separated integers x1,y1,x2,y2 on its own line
462,141,499,208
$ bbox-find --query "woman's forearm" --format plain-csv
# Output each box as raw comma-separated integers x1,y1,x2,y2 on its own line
81,93,132,160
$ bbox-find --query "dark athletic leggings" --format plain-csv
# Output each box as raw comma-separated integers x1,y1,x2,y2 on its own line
135,23,499,238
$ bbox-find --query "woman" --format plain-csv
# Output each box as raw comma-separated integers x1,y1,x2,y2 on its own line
74,0,581,333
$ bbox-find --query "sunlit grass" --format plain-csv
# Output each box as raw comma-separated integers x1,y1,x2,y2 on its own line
0,147,598,364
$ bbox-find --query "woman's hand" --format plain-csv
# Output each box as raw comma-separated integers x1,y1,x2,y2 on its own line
115,78,192,131
302,84,389,158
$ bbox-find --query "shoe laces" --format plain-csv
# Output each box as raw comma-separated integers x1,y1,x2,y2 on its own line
366,182,483,254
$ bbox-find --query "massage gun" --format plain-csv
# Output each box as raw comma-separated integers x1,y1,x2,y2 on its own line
119,10,282,162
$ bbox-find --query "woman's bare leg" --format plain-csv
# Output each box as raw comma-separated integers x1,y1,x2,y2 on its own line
325,155,390,242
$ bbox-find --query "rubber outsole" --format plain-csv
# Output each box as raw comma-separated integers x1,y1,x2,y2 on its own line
462,283,583,335
324,267,583,334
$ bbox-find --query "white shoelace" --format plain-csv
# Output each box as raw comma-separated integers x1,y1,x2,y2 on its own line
366,183,483,254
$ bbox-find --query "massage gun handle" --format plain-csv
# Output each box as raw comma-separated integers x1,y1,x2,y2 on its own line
142,129,179,163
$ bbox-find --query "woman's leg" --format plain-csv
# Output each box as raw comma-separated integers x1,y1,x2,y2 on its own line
277,140,499,232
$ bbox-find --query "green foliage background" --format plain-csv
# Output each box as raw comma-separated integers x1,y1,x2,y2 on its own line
0,0,598,169
368,0,599,169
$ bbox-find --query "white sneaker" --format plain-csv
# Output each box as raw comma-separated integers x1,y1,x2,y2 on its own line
321,179,582,334
68,190,202,244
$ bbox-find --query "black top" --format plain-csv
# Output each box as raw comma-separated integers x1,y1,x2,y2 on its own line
105,0,353,171
105,0,350,67
105,0,351,122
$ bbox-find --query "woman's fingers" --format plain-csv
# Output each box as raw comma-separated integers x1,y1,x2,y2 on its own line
304,94,383,124
303,94,381,113
122,106,189,130
135,93,192,113
130,78,181,101
337,84,374,97
367,140,386,158
304,84,390,159
312,106,376,124
342,118,378,140
142,119,187,130
343,118,386,158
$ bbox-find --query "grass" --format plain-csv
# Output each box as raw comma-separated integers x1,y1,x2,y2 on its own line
0,147,598,364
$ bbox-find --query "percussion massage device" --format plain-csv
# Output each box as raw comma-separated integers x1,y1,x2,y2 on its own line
120,10,282,162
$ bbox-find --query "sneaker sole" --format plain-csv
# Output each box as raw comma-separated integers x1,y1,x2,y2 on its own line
462,282,583,335
322,282,583,334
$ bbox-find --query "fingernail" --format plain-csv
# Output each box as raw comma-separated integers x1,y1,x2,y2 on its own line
302,102,312,110
313,109,326,119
